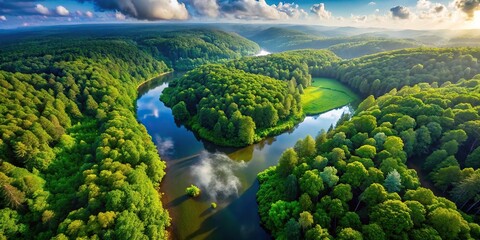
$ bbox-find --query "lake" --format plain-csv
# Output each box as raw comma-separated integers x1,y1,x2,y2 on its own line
136,73,355,240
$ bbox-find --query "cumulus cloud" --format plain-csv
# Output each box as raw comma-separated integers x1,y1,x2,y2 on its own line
80,0,189,20
0,16,6,21
390,6,411,19
191,151,246,201
417,0,432,9
310,3,332,19
218,0,290,20
276,2,308,19
189,0,220,17
369,2,376,6
85,11,94,18
454,0,480,19
35,4,50,15
56,6,70,16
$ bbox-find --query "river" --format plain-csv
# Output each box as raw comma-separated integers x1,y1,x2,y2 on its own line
136,73,354,240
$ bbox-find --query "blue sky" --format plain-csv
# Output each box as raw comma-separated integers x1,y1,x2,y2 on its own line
0,0,477,29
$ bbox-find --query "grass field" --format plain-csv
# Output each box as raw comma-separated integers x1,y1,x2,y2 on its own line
302,77,359,115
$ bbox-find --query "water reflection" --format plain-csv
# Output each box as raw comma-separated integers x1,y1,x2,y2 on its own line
137,73,355,240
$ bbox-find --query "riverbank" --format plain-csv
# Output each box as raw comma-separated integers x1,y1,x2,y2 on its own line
137,71,173,90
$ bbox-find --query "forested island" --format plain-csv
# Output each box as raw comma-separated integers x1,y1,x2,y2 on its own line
161,50,358,146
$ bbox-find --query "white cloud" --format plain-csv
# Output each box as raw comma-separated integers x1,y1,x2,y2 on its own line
115,11,126,20
56,6,70,16
35,4,50,15
369,2,376,6
417,0,432,10
0,16,6,21
190,0,219,18
276,2,308,19
310,3,332,19
85,11,94,18
353,15,368,23
83,0,189,20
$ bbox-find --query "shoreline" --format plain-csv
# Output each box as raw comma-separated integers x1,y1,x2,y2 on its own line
137,71,173,90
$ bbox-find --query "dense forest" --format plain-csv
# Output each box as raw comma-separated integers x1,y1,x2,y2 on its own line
139,29,260,70
161,50,341,146
0,28,259,239
328,48,480,97
257,50,480,239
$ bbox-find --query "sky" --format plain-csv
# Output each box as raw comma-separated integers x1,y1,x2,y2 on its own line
0,0,480,29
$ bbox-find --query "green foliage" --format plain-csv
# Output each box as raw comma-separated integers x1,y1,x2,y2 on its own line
186,184,201,197
0,36,171,239
162,64,302,146
258,70,480,238
140,29,260,70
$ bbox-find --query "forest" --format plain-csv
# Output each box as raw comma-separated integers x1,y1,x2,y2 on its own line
2,22,480,240
161,50,342,146
257,50,480,239
0,28,259,239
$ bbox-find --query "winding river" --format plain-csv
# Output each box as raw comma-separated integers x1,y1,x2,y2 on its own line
137,73,355,240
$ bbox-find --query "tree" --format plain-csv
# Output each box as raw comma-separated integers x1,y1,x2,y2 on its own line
383,136,404,157
238,115,255,145
356,145,377,159
320,166,339,188
285,174,299,201
357,95,376,113
339,212,362,230
360,183,388,207
278,148,298,176
337,228,363,240
171,101,190,121
0,184,25,209
305,224,331,240
312,156,328,171
395,115,416,132
405,200,426,226
299,211,314,230
333,184,353,203
0,208,26,239
300,170,324,197
294,135,316,160
404,187,436,206
283,218,301,240
370,200,413,237
362,223,386,240
186,184,201,197
466,147,480,168
341,162,368,188
383,169,402,193
299,193,313,212
428,207,468,240
432,166,461,193
352,115,377,133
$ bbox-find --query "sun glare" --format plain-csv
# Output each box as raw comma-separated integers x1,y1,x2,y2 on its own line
471,11,480,29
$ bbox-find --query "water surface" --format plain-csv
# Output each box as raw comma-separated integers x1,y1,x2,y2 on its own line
137,73,354,240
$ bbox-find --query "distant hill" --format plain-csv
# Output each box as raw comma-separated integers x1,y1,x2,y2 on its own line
248,27,422,58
